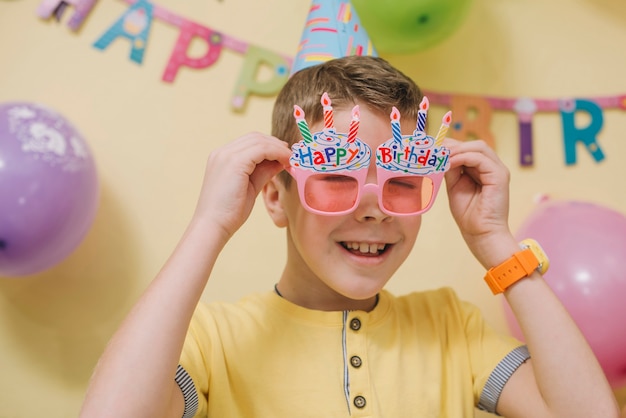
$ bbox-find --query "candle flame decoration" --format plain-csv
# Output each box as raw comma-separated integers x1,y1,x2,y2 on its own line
434,111,452,146
321,92,334,131
416,96,429,133
390,106,402,142
293,105,313,143
390,106,400,121
321,92,331,107
347,105,360,143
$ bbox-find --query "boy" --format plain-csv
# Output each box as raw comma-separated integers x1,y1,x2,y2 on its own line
80,56,619,417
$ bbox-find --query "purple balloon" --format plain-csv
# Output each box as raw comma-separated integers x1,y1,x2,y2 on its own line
504,198,626,388
0,102,99,277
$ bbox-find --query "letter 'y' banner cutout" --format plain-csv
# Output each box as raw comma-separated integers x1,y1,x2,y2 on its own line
35,0,626,167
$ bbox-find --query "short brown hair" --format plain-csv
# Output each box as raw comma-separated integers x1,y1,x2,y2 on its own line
272,56,422,147
271,56,422,185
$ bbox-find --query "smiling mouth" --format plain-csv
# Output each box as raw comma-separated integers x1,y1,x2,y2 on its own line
341,242,388,256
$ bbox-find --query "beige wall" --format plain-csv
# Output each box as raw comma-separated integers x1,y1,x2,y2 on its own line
1,0,625,416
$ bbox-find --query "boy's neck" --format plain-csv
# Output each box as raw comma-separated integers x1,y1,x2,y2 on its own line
274,282,379,312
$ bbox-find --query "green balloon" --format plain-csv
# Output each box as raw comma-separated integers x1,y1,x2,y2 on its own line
352,0,473,54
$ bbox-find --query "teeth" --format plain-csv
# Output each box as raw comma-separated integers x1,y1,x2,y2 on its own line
344,242,386,254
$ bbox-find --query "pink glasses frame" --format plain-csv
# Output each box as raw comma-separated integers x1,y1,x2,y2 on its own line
285,163,445,217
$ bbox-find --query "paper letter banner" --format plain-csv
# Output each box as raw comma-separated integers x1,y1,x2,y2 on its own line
513,97,537,166
424,90,625,167
162,21,223,83
93,0,154,64
36,0,99,31
232,46,290,111
34,0,626,168
560,99,605,165
449,95,495,148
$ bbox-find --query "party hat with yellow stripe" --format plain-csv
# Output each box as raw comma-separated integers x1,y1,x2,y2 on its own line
291,0,377,75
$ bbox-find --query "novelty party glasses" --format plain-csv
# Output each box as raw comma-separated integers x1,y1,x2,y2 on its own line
287,93,452,217
286,159,444,216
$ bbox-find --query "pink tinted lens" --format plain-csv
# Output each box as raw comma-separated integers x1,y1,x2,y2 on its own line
382,176,434,214
304,174,359,213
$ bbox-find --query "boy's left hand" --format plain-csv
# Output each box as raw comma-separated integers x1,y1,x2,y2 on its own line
443,138,518,269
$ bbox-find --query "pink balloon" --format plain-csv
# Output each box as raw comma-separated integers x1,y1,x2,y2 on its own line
504,198,626,387
0,102,99,277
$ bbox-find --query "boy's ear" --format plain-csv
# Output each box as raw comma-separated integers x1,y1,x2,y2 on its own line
262,176,288,228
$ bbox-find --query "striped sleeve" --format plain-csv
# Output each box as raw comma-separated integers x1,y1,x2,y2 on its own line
477,345,530,414
174,364,199,418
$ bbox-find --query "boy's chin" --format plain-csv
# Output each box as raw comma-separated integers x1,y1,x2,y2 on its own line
334,280,388,302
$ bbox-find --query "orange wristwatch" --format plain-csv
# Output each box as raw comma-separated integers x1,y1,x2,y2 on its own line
484,239,549,295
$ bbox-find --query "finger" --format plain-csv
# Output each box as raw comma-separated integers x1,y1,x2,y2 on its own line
210,133,291,180
234,133,292,173
450,155,508,190
444,150,509,196
446,139,507,175
249,160,286,194
444,138,502,165
449,150,504,172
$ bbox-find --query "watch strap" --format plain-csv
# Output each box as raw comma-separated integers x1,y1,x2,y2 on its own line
484,248,540,294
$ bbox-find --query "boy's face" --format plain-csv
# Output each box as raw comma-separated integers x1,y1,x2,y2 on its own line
265,104,423,311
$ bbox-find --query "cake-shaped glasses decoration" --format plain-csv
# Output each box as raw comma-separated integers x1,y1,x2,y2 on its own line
286,93,452,216
290,93,371,174
378,96,452,175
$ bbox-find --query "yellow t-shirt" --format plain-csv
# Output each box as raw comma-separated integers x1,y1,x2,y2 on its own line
177,288,526,417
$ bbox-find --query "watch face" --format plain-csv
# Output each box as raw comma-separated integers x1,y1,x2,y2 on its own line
520,239,550,275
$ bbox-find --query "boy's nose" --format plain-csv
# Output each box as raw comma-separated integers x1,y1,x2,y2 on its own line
353,184,391,222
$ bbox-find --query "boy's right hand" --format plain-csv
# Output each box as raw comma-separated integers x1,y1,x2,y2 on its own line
191,132,291,241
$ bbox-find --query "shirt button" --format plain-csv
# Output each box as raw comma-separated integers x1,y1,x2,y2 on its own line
353,395,366,409
350,355,362,368
350,318,361,331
